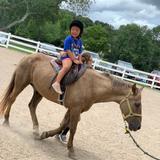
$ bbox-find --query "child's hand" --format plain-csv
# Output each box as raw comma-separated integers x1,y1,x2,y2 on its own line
73,59,81,64
60,51,67,57
79,60,83,64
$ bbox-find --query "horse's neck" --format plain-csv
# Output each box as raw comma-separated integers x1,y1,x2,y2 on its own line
93,73,131,104
108,88,131,103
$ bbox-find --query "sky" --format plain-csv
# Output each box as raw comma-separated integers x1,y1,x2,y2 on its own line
88,0,160,28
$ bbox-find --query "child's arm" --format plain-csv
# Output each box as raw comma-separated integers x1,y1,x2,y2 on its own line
66,50,81,64
78,54,83,64
66,50,75,60
78,39,83,64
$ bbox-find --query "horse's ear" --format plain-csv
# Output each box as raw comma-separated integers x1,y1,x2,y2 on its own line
132,84,138,95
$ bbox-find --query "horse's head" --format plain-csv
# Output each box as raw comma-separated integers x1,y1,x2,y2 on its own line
82,52,93,67
119,84,143,131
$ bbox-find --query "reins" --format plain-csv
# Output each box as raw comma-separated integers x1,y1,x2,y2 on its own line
124,121,160,160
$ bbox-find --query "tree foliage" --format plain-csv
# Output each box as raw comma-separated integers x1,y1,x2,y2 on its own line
61,0,95,16
107,24,160,71
0,0,94,30
0,0,61,31
0,1,159,72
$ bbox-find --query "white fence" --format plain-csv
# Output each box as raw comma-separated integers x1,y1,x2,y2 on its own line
0,31,160,90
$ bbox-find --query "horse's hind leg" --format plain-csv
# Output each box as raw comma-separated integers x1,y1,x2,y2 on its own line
28,89,42,136
3,98,15,126
40,109,70,139
3,74,29,126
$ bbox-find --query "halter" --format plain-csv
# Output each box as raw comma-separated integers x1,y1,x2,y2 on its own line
121,93,160,160
120,91,142,121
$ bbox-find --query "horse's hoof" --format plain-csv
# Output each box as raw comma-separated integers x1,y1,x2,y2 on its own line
2,121,10,127
40,131,48,140
33,131,40,140
68,150,77,160
33,131,39,136
68,148,77,160
34,134,41,140
33,128,39,136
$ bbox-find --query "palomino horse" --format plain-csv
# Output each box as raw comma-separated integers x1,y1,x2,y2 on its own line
0,53,143,157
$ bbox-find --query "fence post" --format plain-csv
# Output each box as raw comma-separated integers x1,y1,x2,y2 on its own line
121,68,126,80
93,58,98,69
35,41,40,53
6,33,11,48
151,75,156,89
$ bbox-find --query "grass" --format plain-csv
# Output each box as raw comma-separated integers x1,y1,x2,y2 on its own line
8,42,36,54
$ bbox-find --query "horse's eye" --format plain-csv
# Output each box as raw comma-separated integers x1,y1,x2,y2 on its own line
135,102,141,108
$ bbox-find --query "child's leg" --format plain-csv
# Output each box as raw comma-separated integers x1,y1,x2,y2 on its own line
58,127,70,144
56,58,72,82
52,58,72,94
61,127,70,135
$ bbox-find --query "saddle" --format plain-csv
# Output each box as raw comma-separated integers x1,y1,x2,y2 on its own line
51,59,88,86
50,59,89,104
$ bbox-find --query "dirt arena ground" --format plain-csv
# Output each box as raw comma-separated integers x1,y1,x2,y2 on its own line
0,47,160,160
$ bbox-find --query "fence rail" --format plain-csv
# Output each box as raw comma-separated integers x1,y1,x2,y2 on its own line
0,31,160,90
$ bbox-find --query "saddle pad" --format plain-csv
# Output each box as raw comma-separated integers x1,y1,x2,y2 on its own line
61,63,87,87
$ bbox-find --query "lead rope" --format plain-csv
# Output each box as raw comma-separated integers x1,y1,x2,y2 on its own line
124,121,160,160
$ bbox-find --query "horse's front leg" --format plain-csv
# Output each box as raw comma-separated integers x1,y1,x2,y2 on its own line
39,109,70,139
67,107,81,158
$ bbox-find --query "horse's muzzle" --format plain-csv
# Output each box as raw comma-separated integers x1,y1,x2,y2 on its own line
128,120,141,131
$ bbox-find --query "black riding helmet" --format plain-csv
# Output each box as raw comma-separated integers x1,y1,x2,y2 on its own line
69,20,84,37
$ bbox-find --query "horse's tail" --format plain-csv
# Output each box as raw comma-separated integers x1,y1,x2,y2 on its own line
0,71,16,115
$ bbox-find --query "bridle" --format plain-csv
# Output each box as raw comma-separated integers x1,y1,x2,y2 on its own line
120,91,142,121
120,92,160,160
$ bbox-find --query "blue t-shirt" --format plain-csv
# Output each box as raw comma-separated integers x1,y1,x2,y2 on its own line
64,35,82,57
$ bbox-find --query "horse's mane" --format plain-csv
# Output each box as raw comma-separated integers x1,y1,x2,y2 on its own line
101,72,132,90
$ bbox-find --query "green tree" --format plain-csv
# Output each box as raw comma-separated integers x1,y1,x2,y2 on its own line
151,25,160,70
62,0,95,16
0,0,94,31
109,24,155,71
83,24,113,56
0,0,61,31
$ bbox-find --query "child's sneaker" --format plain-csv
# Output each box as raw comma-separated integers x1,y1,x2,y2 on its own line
52,82,62,94
56,133,67,144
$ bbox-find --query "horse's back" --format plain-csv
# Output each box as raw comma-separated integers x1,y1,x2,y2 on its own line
15,53,58,102
30,54,58,101
18,53,52,67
